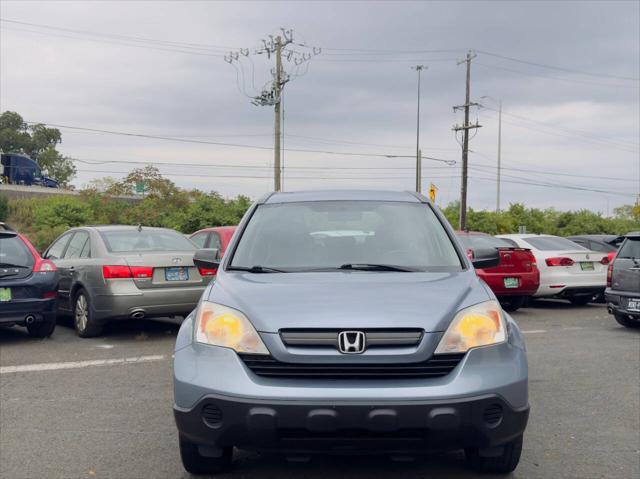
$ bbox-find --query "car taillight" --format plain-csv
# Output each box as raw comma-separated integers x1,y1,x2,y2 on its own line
33,258,57,272
600,256,610,265
607,251,617,263
198,267,218,277
545,257,574,267
103,265,132,279
607,263,613,287
103,265,153,279
130,266,153,278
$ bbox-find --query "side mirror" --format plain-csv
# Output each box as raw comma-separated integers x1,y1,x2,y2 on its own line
193,248,221,270
470,248,501,269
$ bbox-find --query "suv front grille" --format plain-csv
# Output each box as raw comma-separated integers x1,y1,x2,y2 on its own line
238,353,465,379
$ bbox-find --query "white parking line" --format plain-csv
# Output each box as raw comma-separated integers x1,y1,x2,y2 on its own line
0,355,167,375
522,330,547,334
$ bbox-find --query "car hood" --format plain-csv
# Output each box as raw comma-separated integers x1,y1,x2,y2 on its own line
208,270,491,333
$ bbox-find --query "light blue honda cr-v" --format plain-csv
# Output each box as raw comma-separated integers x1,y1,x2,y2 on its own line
174,190,529,475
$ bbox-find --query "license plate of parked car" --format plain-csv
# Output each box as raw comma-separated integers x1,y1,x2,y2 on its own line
628,299,640,312
579,262,595,271
503,277,519,288
0,288,11,302
165,267,189,281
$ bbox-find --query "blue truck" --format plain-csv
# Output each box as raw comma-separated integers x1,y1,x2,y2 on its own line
0,153,59,188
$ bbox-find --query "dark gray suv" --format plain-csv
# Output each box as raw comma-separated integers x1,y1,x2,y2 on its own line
605,231,640,328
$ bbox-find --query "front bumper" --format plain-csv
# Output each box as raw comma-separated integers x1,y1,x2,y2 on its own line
173,316,529,453
0,297,56,325
174,393,529,454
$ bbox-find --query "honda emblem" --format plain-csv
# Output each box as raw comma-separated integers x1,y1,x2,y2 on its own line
338,331,366,354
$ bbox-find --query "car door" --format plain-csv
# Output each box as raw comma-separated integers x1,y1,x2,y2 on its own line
612,237,640,298
60,231,91,304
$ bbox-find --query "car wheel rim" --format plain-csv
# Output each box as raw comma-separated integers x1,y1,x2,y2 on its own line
75,295,88,331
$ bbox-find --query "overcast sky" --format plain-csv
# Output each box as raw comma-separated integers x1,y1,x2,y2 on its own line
1,0,638,213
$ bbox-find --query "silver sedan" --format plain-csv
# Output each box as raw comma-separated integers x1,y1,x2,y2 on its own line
44,225,216,337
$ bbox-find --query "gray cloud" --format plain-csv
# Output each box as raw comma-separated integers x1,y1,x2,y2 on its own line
1,0,638,213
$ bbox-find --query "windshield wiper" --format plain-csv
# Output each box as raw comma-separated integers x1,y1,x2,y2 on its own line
0,263,27,269
338,263,417,272
227,265,287,273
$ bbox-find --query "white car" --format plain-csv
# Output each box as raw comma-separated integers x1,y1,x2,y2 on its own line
496,234,608,305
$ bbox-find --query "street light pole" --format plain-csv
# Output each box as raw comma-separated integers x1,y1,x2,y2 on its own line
412,65,427,193
496,99,502,213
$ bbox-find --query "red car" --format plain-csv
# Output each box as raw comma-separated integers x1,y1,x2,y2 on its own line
456,231,540,312
188,226,237,274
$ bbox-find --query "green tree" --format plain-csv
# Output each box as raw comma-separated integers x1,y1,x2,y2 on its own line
0,195,8,222
0,111,76,186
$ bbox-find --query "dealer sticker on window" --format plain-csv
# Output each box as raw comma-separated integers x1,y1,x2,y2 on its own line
0,288,12,302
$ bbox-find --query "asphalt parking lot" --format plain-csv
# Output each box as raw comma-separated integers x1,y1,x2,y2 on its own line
1,301,638,479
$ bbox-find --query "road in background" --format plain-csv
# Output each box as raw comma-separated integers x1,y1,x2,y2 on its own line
1,302,638,479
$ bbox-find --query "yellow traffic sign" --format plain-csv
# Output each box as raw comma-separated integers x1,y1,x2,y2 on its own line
428,183,438,202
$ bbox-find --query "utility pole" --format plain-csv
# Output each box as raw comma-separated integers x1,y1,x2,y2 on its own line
273,37,283,191
453,51,481,230
412,65,427,193
224,29,321,192
496,99,502,213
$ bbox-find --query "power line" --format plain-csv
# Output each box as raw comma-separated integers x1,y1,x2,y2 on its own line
475,49,640,82
475,61,638,89
480,106,639,150
26,121,456,163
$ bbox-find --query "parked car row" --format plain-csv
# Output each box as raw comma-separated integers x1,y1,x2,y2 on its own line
1,216,636,339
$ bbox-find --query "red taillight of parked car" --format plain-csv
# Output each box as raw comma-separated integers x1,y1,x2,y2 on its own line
33,258,57,272
130,266,153,278
545,257,575,267
600,256,610,265
103,265,153,279
607,262,613,287
198,267,218,277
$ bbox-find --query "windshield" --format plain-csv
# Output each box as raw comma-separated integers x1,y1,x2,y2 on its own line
0,234,35,268
457,234,515,250
523,236,588,251
617,238,640,259
101,229,196,253
229,201,462,272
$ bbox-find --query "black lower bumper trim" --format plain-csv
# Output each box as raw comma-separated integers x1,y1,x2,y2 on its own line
174,394,529,454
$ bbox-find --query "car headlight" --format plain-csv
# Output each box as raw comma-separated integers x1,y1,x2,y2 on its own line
195,301,269,355
434,300,506,354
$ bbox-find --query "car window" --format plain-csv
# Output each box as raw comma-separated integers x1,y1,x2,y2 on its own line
0,234,35,268
64,232,89,259
588,241,615,253
80,237,91,258
498,237,519,247
617,238,640,259
457,234,514,250
230,201,462,271
101,229,197,253
210,232,222,251
190,232,209,248
523,236,588,251
46,233,71,259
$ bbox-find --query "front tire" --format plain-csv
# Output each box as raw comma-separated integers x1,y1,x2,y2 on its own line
26,317,56,338
73,290,103,338
179,434,232,475
465,434,523,474
614,313,640,328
